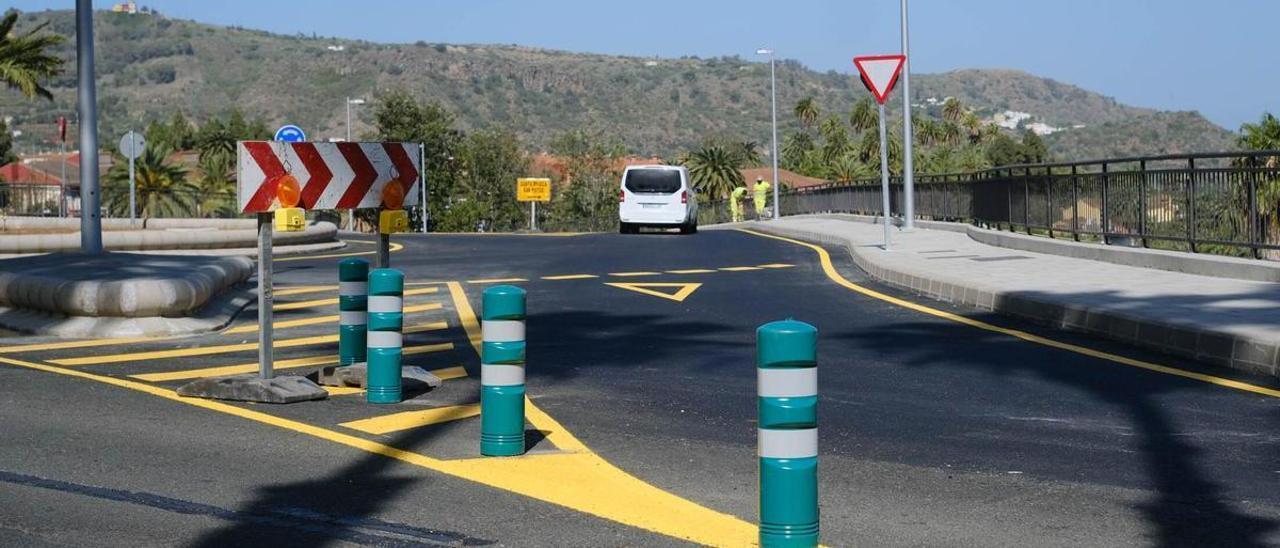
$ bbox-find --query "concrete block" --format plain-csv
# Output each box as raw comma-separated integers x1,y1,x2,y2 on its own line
1194,333,1235,367
316,363,443,391
176,374,328,404
1230,339,1277,372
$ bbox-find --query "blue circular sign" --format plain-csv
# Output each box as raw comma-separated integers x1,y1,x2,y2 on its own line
274,124,306,142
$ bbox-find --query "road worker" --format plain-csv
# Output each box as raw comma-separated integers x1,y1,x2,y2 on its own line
730,184,748,222
753,176,771,219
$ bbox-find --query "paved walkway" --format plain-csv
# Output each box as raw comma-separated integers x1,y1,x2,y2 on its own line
731,215,1280,378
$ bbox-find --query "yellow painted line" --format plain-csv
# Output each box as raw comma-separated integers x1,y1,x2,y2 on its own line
224,302,444,335
739,228,1280,400
0,335,160,355
665,269,716,275
541,274,599,281
274,287,439,312
757,263,795,269
273,285,337,297
276,241,405,263
605,282,702,303
340,404,482,435
719,266,762,272
344,240,380,245
608,271,660,277
130,343,456,382
52,322,448,367
323,386,366,396
466,278,528,284
0,357,755,545
431,365,470,380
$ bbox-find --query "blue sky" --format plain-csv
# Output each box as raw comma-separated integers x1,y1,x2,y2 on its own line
15,1,1277,130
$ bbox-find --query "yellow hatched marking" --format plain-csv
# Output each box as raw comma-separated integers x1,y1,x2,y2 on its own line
340,404,482,434
129,343,455,382
323,386,366,396
665,269,716,274
466,278,528,284
604,282,702,303
719,266,762,272
275,242,404,263
608,271,660,277
53,322,447,366
0,335,158,355
274,287,439,311
273,285,337,297
223,303,443,335
430,365,470,380
739,228,1280,401
757,263,795,269
541,274,599,281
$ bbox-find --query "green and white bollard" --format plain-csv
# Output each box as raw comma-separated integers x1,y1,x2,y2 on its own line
480,285,526,457
338,258,369,366
757,319,819,548
366,268,404,404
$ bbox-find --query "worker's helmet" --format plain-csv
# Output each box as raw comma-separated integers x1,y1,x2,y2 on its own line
756,176,763,182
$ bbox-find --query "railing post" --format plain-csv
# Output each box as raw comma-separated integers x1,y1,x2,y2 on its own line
1071,165,1080,241
1046,167,1054,239
1101,162,1110,245
1023,167,1031,234
1187,158,1197,253
1139,160,1148,247
1248,156,1260,259
757,319,819,548
1005,170,1013,232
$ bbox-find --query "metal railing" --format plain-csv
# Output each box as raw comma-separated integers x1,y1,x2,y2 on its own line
0,183,242,219
731,150,1280,259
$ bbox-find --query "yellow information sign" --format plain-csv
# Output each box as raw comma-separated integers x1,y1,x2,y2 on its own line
517,178,552,202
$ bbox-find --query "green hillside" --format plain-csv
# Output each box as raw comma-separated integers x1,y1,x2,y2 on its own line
1,9,1239,161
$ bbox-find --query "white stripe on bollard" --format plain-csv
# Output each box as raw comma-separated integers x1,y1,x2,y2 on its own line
368,295,403,313
339,310,367,325
757,368,818,398
481,320,525,343
339,281,368,295
481,364,525,386
367,330,402,349
758,428,819,459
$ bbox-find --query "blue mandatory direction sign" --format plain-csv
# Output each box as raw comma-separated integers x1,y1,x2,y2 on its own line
274,124,306,143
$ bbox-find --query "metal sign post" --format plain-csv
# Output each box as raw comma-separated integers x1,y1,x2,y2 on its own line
516,178,551,232
419,143,428,233
531,201,537,232
257,212,274,379
118,131,145,224
853,54,907,252
877,103,892,250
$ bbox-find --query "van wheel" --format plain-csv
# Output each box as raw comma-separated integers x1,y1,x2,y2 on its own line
619,222,634,234
679,222,694,235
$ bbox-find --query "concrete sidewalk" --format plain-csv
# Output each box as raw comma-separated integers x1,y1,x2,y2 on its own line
724,215,1280,378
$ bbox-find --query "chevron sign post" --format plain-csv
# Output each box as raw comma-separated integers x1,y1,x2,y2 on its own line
237,141,421,213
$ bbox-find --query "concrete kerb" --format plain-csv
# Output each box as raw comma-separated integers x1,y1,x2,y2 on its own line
0,220,338,254
729,221,1280,379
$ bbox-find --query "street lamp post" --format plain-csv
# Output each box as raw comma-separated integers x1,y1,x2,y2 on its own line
76,0,102,253
756,47,780,221
344,97,366,231
900,0,915,230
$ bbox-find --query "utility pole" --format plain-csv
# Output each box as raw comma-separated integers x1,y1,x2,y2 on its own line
900,0,915,230
76,0,102,253
756,48,781,220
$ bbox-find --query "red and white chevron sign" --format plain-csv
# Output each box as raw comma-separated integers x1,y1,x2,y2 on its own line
236,141,421,213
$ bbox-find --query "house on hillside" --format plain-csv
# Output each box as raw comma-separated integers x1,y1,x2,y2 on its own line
0,152,113,217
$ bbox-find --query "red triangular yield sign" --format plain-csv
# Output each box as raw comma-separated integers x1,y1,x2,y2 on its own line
853,55,906,105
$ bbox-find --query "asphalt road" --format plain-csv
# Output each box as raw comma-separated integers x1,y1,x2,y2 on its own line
1,228,1278,547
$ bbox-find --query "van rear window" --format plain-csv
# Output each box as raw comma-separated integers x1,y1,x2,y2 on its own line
624,169,682,194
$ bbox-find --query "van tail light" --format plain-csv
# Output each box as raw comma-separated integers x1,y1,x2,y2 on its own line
619,190,626,203
681,190,688,204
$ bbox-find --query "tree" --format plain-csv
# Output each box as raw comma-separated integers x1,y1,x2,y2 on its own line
1021,130,1049,163
942,97,965,123
1239,112,1280,152
683,145,744,201
0,10,65,101
793,97,819,130
194,149,235,217
0,117,14,166
544,129,626,232
196,118,234,160
373,89,466,231
828,153,873,182
781,132,814,171
849,99,878,134
448,130,528,232
104,144,195,218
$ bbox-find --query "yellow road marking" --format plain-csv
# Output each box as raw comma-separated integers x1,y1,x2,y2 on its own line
0,335,160,355
273,285,337,297
130,343,456,382
608,271,660,277
224,303,443,335
323,386,366,396
665,269,716,274
466,278,528,284
757,263,795,269
605,282,703,303
274,287,438,311
276,241,405,263
739,228,1280,400
53,322,448,366
541,274,599,281
430,365,470,380
719,266,762,271
340,404,482,435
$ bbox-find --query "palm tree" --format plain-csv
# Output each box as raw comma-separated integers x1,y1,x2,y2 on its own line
962,112,985,144
734,140,762,166
195,150,235,217
942,97,965,123
940,121,963,145
104,145,196,218
781,132,814,170
683,146,744,201
0,11,65,100
1239,112,1280,153
829,153,874,183
849,99,878,134
196,118,235,161
793,97,820,130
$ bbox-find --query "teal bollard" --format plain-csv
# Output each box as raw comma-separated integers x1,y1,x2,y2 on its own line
480,285,526,456
757,319,819,548
366,268,404,404
338,258,369,366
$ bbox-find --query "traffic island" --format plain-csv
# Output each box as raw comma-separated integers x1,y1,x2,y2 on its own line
0,252,254,337
176,373,328,404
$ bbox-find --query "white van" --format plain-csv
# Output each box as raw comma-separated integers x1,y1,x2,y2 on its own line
618,165,698,234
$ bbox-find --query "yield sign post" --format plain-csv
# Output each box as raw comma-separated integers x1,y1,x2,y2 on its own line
854,54,905,251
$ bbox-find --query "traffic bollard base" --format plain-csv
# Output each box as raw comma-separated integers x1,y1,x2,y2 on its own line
760,456,818,548
480,384,526,456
